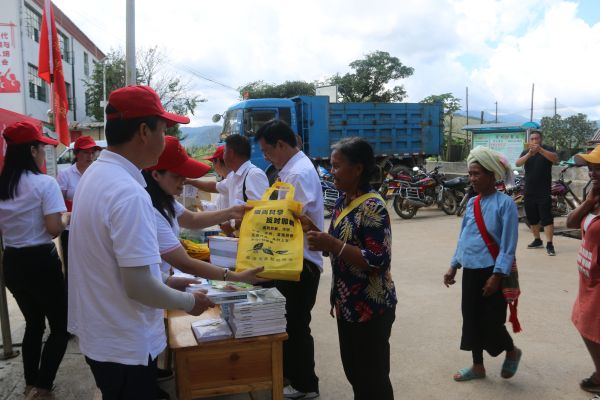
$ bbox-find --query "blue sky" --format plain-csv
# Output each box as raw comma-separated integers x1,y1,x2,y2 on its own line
53,0,600,125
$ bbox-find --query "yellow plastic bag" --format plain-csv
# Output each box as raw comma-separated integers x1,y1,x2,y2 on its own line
236,182,304,281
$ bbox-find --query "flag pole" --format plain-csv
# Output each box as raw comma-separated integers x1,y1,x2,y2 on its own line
126,0,136,85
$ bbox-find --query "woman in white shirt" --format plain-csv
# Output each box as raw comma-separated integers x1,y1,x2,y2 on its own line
143,136,265,283
0,122,70,400
55,136,101,297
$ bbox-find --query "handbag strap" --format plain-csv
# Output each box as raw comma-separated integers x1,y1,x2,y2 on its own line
473,195,500,260
333,192,385,229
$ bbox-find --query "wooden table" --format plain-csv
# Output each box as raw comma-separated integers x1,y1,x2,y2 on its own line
167,308,287,400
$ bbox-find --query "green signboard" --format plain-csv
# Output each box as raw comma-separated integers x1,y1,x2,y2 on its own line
472,132,526,169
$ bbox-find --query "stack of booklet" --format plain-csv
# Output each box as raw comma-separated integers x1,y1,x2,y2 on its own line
208,236,239,269
191,317,232,342
186,280,255,305
228,288,287,338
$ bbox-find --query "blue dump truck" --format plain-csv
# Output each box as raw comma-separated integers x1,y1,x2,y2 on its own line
213,95,444,186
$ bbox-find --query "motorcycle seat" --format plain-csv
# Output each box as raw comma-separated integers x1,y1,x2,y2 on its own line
443,176,468,188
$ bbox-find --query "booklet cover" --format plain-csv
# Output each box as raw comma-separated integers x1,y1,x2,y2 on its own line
191,317,232,342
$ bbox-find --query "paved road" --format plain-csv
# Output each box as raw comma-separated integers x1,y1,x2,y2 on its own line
0,209,593,399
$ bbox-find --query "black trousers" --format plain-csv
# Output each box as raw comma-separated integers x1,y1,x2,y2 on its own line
461,267,514,361
275,259,320,393
59,230,69,291
337,307,395,400
86,356,158,400
3,243,68,390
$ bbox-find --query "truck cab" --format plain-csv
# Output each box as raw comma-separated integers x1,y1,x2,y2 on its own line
218,98,297,174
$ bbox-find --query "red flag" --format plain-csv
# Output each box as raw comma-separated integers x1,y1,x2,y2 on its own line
38,0,69,146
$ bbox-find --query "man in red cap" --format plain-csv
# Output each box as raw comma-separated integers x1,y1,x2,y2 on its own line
186,135,268,236
67,85,214,399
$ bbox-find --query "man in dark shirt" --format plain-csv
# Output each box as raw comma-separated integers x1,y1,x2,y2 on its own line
515,130,559,255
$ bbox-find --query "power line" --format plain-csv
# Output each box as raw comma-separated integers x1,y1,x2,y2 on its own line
173,64,239,92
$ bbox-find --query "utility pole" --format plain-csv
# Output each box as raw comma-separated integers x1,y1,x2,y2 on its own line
530,83,535,122
495,101,498,123
554,97,557,116
125,0,136,85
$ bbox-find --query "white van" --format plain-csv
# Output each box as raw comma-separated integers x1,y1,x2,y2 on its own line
56,139,107,173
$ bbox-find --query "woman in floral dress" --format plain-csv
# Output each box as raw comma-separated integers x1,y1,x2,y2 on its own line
301,137,397,400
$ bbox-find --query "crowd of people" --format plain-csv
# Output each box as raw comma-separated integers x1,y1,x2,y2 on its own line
0,84,599,400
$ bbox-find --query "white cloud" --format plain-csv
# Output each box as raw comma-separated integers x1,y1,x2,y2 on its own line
52,0,600,125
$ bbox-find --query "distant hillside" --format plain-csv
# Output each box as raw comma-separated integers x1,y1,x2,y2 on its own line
180,125,222,148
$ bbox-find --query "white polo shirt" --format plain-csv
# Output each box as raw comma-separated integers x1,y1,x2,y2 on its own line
215,171,232,210
67,150,164,366
156,201,185,274
56,163,84,229
278,151,324,271
56,163,83,201
0,172,66,248
227,161,269,206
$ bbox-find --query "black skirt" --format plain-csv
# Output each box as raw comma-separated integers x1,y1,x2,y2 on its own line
460,266,514,357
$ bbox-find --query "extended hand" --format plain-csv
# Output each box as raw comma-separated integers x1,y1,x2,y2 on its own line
443,268,457,287
482,274,502,297
188,290,215,316
167,276,200,292
298,214,321,233
236,267,269,284
229,204,252,220
306,231,336,252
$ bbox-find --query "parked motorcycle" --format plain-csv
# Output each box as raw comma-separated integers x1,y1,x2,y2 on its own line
318,165,340,218
392,166,457,219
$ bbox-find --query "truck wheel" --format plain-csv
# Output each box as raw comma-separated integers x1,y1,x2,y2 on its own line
441,191,458,215
393,196,417,219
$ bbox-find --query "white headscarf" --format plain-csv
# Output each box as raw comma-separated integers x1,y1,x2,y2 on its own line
467,146,514,185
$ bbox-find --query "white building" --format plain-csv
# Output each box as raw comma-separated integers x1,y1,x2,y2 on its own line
1,0,105,141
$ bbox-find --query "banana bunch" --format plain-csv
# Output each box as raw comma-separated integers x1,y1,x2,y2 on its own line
181,239,210,261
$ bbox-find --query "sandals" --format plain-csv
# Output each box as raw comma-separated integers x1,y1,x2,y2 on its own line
581,374,600,393
501,348,523,379
453,367,486,382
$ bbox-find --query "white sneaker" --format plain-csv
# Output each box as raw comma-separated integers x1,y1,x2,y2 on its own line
283,385,319,399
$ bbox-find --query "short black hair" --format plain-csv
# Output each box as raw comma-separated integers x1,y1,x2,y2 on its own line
331,137,376,188
254,119,296,147
529,129,543,139
224,134,251,160
105,104,161,146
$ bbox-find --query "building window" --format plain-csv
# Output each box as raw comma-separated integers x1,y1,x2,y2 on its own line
85,91,92,116
65,82,73,110
83,52,89,76
28,64,47,102
58,31,70,63
24,4,41,42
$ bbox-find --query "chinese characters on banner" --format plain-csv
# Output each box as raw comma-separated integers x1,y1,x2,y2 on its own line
0,22,21,94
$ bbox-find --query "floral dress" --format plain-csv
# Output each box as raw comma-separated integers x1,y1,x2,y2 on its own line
328,190,397,323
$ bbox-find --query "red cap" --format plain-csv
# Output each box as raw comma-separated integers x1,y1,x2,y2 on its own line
74,135,100,150
2,121,59,146
147,136,211,178
204,145,225,161
106,85,190,127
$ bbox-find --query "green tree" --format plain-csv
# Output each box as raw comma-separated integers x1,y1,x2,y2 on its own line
84,47,204,138
238,80,316,99
326,51,414,103
541,113,595,155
